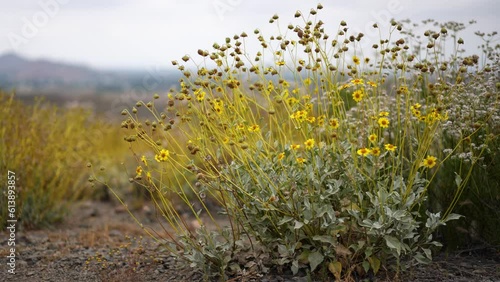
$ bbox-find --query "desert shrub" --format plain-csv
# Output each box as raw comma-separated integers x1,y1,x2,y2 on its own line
0,92,125,229
106,5,498,281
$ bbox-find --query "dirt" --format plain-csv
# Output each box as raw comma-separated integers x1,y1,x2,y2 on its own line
1,200,499,282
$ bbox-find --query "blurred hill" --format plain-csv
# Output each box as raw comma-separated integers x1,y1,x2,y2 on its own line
0,53,179,96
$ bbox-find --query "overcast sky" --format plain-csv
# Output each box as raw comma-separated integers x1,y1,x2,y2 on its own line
0,0,498,70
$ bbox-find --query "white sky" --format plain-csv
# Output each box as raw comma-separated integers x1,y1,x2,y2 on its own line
0,0,498,69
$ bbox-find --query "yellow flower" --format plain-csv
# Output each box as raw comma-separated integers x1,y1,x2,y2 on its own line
421,155,438,168
276,60,285,66
136,166,143,176
352,89,365,102
290,110,307,122
329,118,340,129
277,152,285,161
141,155,148,166
286,97,299,107
304,139,315,150
398,85,409,94
317,115,326,126
296,157,306,164
237,124,245,130
351,78,364,85
307,116,316,124
281,80,290,88
379,111,389,117
248,124,260,132
291,144,301,151
353,55,360,65
222,137,230,144
384,144,397,152
369,134,377,143
371,147,381,156
357,148,371,157
214,105,223,115
339,83,351,90
146,171,152,182
378,117,390,128
267,81,275,92
194,88,205,102
155,149,170,162
367,81,377,87
303,77,312,86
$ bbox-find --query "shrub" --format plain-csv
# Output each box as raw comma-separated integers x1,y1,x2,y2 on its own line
0,92,124,229
109,6,498,280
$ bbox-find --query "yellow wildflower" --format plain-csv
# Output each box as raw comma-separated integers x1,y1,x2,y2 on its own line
296,157,306,164
352,89,365,102
329,118,340,129
248,124,260,132
384,144,397,152
277,152,285,161
421,155,438,168
378,117,390,128
155,149,170,162
304,139,315,150
357,148,371,157
371,147,381,156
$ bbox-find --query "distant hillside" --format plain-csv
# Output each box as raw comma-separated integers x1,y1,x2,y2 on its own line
0,53,179,95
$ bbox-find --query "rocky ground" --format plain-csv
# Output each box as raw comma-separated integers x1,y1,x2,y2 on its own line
1,200,499,282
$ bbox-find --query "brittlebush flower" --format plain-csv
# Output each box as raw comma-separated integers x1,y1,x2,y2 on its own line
369,134,377,143
351,78,364,85
329,118,340,129
286,97,299,107
385,144,397,152
248,124,260,132
277,152,285,161
353,55,360,65
421,155,438,168
194,89,205,102
378,117,390,128
155,149,170,162
352,89,365,102
296,157,306,164
371,147,381,156
304,138,315,150
379,111,389,117
141,156,148,166
291,144,301,151
357,148,371,156
136,166,143,176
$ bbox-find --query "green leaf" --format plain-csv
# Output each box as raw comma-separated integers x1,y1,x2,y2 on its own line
291,260,299,275
384,235,401,256
444,213,462,222
368,256,381,274
422,248,432,260
294,220,304,229
308,251,324,272
454,173,462,187
312,235,336,245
